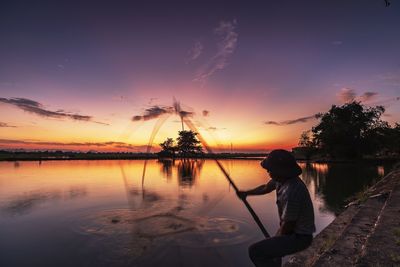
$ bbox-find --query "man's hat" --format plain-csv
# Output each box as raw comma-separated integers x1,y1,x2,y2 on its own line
261,149,302,178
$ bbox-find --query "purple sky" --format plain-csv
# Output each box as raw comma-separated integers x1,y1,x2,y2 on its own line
0,0,399,151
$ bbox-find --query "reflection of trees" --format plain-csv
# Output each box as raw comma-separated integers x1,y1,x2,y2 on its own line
177,159,204,187
301,163,328,193
301,163,383,213
158,159,175,179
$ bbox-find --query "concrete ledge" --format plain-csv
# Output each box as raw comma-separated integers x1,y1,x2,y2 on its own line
285,167,400,267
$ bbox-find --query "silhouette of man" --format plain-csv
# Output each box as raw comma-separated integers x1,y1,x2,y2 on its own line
237,149,315,267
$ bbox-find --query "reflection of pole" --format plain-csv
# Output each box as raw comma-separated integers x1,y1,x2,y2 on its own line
214,159,270,238
120,165,136,210
184,118,270,238
141,116,170,198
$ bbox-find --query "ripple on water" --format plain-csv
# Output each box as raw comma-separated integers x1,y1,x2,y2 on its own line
71,208,255,263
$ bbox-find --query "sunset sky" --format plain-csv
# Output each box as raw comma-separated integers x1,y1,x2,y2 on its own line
0,1,399,152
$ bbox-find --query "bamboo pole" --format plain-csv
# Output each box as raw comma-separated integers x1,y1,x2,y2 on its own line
183,119,270,238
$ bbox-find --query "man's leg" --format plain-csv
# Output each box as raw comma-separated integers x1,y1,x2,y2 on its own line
248,234,312,267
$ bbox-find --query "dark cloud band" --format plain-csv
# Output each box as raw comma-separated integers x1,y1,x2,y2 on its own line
0,122,17,128
0,97,108,125
132,104,194,122
264,114,320,126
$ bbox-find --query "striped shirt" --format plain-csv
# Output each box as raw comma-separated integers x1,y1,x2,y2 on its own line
269,177,316,235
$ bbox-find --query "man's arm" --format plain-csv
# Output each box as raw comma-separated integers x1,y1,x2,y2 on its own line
276,220,296,236
237,180,276,199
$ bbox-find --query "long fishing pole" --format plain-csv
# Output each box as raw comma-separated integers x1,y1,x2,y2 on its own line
183,119,270,238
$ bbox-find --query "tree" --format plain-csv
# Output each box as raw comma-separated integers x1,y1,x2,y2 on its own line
176,130,203,156
311,102,386,158
159,138,177,157
371,122,400,156
298,130,317,160
299,130,314,148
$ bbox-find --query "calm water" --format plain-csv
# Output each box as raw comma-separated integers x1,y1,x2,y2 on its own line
0,159,391,267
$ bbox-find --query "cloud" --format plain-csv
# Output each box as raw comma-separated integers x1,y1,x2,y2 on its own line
132,103,195,122
0,139,147,151
264,114,319,126
194,20,238,83
202,110,210,117
0,97,108,125
337,88,356,103
336,89,380,104
179,110,194,118
359,92,378,102
132,106,173,121
186,41,203,63
0,122,17,128
264,121,280,126
207,126,226,131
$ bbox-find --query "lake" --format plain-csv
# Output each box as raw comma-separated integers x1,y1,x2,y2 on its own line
0,159,391,266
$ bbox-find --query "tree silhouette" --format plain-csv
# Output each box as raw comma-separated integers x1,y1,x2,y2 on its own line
298,130,317,160
311,102,386,158
159,138,177,157
176,130,203,156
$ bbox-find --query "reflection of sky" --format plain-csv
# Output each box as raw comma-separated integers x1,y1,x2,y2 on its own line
1,159,390,266
0,1,400,152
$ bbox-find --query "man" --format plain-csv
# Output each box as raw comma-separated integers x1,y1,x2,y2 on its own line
237,149,315,267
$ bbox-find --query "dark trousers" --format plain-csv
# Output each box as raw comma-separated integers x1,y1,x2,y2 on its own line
248,234,312,267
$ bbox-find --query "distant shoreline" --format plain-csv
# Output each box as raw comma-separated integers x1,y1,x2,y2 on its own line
0,151,398,163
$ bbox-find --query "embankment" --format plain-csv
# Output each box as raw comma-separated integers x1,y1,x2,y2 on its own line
285,163,400,266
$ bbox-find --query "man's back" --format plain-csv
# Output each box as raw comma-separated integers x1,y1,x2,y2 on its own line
275,177,316,235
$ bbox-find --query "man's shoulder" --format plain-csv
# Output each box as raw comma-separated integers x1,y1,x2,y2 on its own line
287,177,308,198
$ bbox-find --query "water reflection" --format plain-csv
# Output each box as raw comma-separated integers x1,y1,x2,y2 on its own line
2,187,87,216
158,159,174,179
121,166,163,211
0,160,392,267
177,159,204,187
300,162,389,213
377,166,385,177
157,159,204,187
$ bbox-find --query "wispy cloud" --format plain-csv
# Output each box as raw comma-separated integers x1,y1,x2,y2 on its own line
359,92,378,102
207,126,226,131
0,97,108,125
337,88,379,104
194,20,238,83
0,122,17,128
132,103,194,122
337,88,356,103
264,114,320,126
132,106,173,121
186,41,203,63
